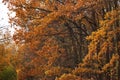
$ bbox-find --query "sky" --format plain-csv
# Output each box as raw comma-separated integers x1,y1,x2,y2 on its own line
0,0,15,36
0,0,9,26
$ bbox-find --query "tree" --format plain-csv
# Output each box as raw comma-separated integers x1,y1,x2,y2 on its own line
3,0,120,80
0,43,17,80
0,66,17,80
73,9,120,80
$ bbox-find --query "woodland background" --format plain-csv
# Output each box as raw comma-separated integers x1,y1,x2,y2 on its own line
0,0,120,80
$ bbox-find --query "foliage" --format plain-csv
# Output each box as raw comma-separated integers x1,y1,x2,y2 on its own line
2,0,120,80
73,9,120,80
0,66,17,80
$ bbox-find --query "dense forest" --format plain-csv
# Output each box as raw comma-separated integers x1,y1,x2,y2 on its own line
0,0,120,80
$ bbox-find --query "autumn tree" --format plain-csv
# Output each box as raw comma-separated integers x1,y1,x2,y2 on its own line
73,9,120,80
3,0,120,80
0,42,17,80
